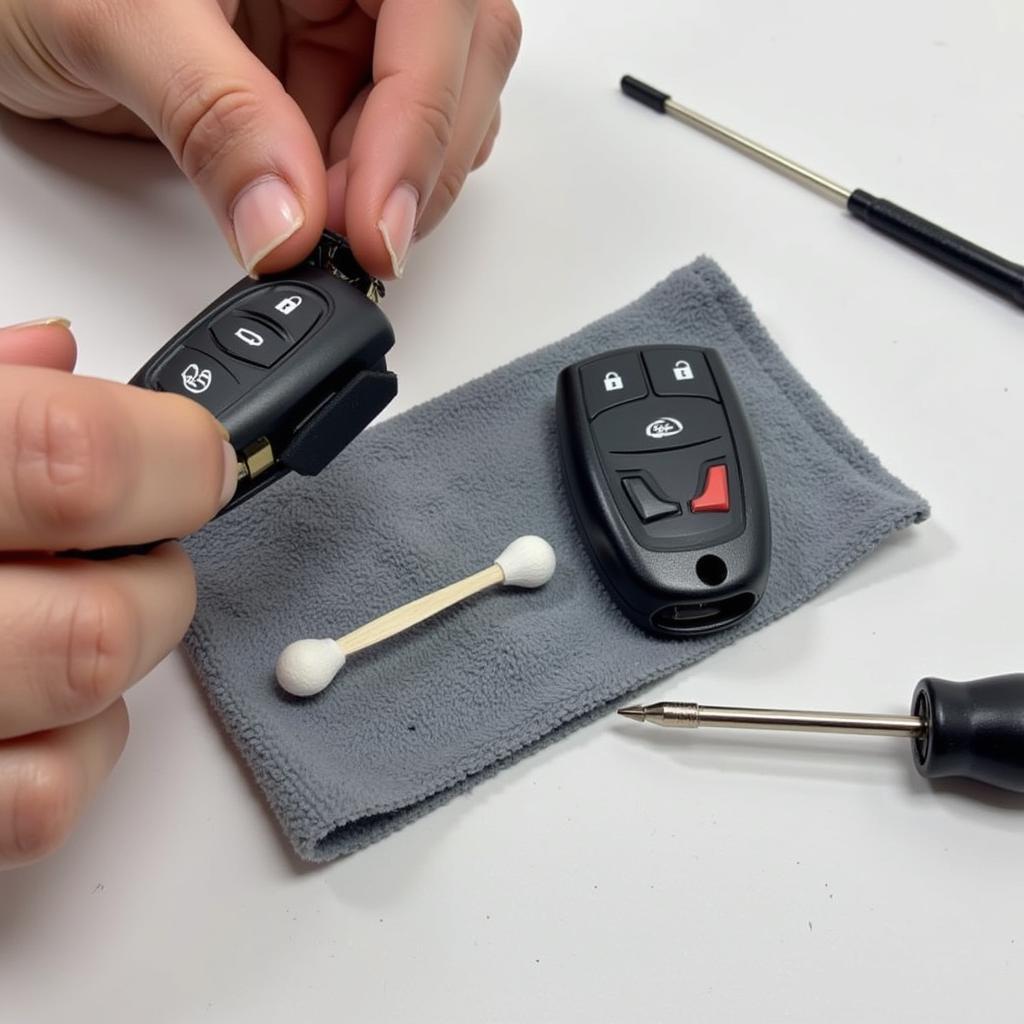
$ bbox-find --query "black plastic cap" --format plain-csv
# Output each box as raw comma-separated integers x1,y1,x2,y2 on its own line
620,75,669,113
912,675,1024,793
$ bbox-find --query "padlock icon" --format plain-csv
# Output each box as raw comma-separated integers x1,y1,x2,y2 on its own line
275,295,303,316
673,360,694,381
604,371,624,392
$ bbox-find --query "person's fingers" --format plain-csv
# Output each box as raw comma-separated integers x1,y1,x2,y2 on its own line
0,545,195,739
63,105,155,139
0,321,77,372
471,105,501,172
47,0,327,274
416,0,519,237
327,84,371,167
0,699,128,869
324,85,373,231
0,366,236,551
283,6,374,154
341,0,481,278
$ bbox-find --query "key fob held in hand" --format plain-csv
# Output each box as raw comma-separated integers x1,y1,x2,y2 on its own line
556,345,771,637
131,231,396,515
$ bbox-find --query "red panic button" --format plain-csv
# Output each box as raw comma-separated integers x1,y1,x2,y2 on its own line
690,465,730,513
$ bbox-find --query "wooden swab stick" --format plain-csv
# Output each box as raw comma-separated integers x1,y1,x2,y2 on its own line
276,536,556,697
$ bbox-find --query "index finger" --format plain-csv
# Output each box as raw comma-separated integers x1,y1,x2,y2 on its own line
343,0,480,277
0,367,235,552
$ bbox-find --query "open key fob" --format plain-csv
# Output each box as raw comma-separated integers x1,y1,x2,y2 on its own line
131,231,396,515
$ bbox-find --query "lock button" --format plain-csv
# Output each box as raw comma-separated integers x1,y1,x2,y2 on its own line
579,351,648,419
240,284,327,344
642,347,720,400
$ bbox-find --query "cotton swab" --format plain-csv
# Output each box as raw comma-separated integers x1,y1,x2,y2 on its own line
276,535,557,697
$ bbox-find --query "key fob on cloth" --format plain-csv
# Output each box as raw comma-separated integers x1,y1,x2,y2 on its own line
131,231,396,515
556,344,771,637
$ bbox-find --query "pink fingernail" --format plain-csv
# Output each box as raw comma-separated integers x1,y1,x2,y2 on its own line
219,441,239,509
231,175,305,276
10,317,72,330
377,183,419,277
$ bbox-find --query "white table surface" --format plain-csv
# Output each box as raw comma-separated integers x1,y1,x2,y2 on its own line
2,1,1023,1020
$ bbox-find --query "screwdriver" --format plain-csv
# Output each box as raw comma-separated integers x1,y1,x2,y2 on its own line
618,675,1024,794
620,75,1024,310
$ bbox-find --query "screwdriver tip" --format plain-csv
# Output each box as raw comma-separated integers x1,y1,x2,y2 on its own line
618,705,647,721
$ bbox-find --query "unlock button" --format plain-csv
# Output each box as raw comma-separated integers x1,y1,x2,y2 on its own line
642,348,720,400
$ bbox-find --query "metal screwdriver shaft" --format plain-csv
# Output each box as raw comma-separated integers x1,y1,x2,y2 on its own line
617,702,923,738
620,75,1024,309
655,97,849,205
617,675,1024,796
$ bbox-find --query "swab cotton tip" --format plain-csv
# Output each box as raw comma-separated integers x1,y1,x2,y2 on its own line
276,638,346,697
494,535,556,589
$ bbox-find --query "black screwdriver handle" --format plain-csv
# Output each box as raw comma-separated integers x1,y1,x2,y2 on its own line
912,675,1024,792
847,191,1024,308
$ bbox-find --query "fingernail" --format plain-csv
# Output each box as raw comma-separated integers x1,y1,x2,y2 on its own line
231,175,305,276
219,441,239,509
11,317,72,330
377,183,419,277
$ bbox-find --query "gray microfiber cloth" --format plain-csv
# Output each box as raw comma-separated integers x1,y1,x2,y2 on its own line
182,258,929,862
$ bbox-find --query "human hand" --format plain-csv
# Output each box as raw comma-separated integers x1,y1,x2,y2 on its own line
0,0,521,278
0,319,237,868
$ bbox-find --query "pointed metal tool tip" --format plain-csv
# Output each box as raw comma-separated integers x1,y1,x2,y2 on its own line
618,705,646,721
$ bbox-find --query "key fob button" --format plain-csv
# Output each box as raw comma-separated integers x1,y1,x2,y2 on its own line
592,397,728,453
580,352,648,418
622,477,681,522
691,464,730,512
241,285,326,343
642,348,720,400
155,347,242,415
211,314,293,368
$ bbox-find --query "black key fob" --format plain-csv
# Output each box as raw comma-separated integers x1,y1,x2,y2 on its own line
556,345,771,637
131,231,396,514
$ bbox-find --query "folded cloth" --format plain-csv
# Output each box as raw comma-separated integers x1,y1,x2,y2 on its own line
183,258,929,861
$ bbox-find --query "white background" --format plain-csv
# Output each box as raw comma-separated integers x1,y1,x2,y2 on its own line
2,1,1023,1020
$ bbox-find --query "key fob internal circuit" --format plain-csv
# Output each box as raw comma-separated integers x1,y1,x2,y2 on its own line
556,345,771,637
131,231,396,514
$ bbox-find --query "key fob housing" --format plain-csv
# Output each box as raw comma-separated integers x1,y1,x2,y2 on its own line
131,233,396,514
556,345,771,637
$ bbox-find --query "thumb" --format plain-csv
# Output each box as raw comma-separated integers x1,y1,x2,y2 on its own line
0,319,77,371
60,0,326,274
